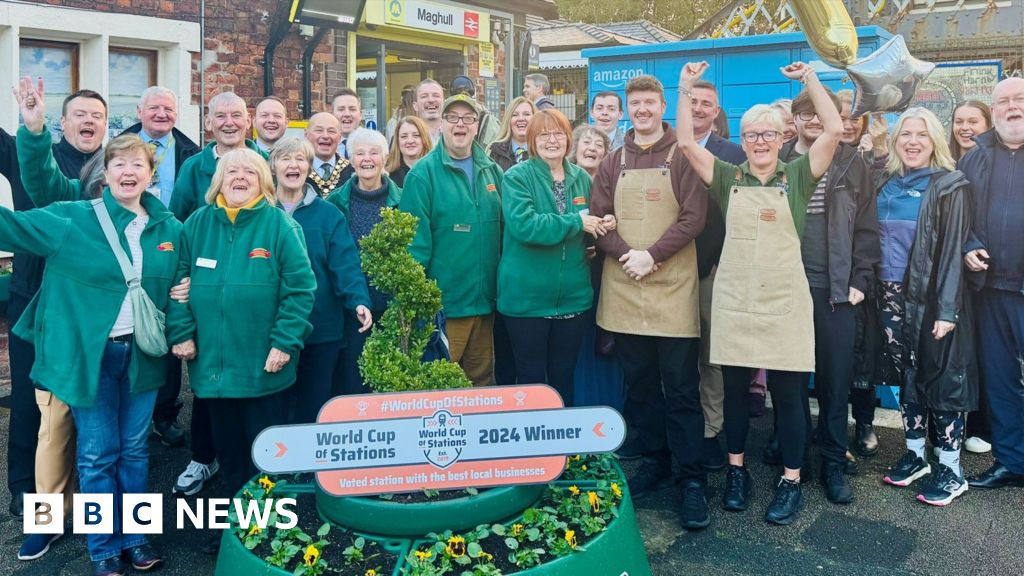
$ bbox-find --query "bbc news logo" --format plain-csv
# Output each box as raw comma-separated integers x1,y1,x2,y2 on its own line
24,494,298,534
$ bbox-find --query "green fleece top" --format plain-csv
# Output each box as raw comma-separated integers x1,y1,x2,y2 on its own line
16,125,91,205
398,139,504,319
0,189,181,408
166,198,316,399
497,158,593,317
169,140,269,221
326,174,402,219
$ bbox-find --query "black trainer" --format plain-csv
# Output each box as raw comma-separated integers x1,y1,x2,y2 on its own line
821,463,854,504
680,480,710,530
722,465,752,511
883,451,931,487
765,477,803,525
703,436,726,472
627,458,672,498
917,463,968,506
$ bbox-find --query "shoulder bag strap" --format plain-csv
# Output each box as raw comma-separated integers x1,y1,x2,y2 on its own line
91,199,139,287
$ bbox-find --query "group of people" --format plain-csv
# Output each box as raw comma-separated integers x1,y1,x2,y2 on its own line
0,56,1022,576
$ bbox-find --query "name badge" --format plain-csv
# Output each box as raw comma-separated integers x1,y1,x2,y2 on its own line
196,257,218,269
453,224,471,233
579,209,590,216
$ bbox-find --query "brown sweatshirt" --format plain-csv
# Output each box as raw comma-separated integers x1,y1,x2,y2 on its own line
590,123,708,262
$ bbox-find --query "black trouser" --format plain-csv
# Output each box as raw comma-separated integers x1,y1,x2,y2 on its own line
291,339,344,424
333,310,383,396
850,385,876,426
810,287,857,465
153,356,183,424
966,377,992,441
205,388,291,498
190,397,217,465
6,292,38,497
617,334,704,481
725,365,807,470
503,314,588,407
493,313,517,386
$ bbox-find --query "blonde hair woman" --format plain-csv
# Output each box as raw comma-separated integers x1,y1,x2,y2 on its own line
384,115,432,187
167,147,316,521
875,108,977,507
487,96,537,172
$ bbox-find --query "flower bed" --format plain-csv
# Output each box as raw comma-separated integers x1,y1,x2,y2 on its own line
215,455,651,576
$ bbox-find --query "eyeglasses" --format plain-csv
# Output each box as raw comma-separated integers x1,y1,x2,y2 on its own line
741,130,780,143
443,113,478,125
795,111,818,122
537,131,568,142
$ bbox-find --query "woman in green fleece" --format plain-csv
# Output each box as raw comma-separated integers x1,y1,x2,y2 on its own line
167,148,316,505
497,109,613,406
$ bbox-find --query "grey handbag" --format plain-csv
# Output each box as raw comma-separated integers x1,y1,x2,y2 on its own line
91,199,169,357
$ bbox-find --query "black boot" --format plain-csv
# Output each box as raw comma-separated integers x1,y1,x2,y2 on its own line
854,423,879,457
765,477,803,525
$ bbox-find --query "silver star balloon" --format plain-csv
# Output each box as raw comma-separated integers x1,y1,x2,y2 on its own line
847,35,936,118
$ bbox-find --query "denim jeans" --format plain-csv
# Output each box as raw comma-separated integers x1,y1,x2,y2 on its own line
70,340,157,561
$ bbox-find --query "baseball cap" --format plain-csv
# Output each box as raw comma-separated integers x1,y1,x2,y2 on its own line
442,93,482,116
451,75,476,97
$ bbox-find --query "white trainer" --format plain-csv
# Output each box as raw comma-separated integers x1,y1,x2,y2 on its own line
964,436,992,454
174,459,220,495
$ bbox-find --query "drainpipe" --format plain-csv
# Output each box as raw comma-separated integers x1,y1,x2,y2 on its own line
302,28,329,117
263,2,295,96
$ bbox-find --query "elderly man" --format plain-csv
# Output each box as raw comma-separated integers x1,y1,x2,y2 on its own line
400,94,504,386
3,87,106,555
962,77,1024,491
254,96,288,153
332,89,362,160
305,112,354,198
523,73,555,111
121,86,201,448
413,78,445,144
167,91,266,505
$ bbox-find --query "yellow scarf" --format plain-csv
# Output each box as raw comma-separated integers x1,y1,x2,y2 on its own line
216,193,264,223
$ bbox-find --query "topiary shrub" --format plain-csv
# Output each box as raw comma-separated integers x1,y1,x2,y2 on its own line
357,208,471,392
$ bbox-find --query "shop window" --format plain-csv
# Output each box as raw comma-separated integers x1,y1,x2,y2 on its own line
19,40,78,140
109,48,157,134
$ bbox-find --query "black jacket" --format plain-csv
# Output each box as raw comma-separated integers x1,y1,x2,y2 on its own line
389,159,411,189
900,169,978,411
696,133,745,278
957,129,1024,292
120,123,200,173
487,139,525,173
781,140,881,302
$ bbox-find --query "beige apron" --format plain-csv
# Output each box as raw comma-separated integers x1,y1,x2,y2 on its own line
596,145,700,338
710,173,814,372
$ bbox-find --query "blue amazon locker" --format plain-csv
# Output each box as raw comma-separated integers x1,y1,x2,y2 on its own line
575,26,901,410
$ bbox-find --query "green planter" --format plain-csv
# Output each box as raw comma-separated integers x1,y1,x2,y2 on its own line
317,484,546,537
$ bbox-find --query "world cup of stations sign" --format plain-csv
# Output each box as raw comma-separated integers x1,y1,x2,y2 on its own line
252,386,626,496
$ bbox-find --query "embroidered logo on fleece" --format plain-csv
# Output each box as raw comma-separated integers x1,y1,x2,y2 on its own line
572,196,587,206
156,242,175,252
249,248,272,259
486,183,497,192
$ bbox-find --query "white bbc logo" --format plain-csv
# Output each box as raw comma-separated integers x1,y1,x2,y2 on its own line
23,494,163,535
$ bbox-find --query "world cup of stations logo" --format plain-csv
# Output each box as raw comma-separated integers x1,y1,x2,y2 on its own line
419,409,466,469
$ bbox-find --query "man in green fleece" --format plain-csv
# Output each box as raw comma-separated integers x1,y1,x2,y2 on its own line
169,92,268,221
399,94,504,386
166,91,268,504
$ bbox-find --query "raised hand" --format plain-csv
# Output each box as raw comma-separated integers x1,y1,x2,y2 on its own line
780,62,813,82
13,76,46,135
680,61,709,88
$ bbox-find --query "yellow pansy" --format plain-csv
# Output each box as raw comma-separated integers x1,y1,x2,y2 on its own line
446,535,467,557
511,523,524,536
414,549,432,561
303,545,320,566
611,483,623,499
588,491,601,513
258,476,276,493
565,530,577,547
568,485,580,496
246,525,261,537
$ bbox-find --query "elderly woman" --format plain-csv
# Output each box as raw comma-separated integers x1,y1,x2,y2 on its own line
327,128,401,393
271,137,372,423
167,148,315,519
569,125,610,179
13,79,187,575
498,110,611,405
875,108,977,507
384,115,432,188
678,61,842,525
487,96,537,171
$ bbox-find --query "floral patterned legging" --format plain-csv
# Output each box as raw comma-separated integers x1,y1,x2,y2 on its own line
877,280,966,452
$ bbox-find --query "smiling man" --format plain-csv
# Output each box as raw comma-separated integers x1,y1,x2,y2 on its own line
413,78,445,144
332,89,362,159
399,94,504,387
305,112,354,198
590,92,625,150
254,96,289,153
121,87,201,207
590,74,709,530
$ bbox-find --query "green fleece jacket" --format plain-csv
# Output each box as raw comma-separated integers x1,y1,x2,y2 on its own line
169,140,268,221
497,158,593,317
166,198,316,399
0,189,181,408
398,139,504,319
16,125,91,205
